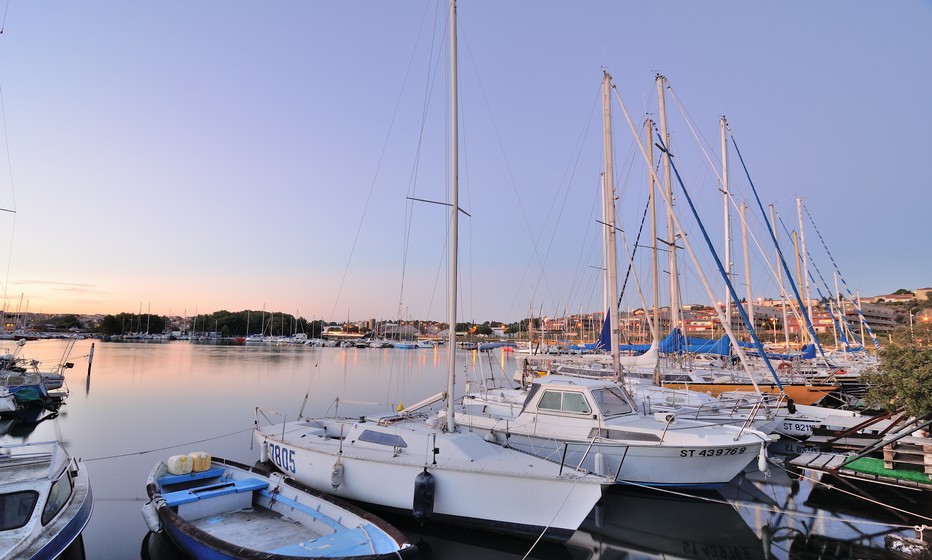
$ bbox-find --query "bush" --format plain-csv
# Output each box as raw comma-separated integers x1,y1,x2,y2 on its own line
862,322,932,418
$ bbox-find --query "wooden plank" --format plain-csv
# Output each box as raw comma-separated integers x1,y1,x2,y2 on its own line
789,452,822,468
823,455,848,470
811,453,842,469
885,444,927,457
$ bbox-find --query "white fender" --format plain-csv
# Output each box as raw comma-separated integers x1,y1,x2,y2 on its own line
331,457,344,490
141,500,163,533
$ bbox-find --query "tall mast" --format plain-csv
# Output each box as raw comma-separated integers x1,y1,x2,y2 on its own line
721,116,732,333
600,174,608,315
602,71,620,379
445,0,459,432
647,117,661,384
793,230,801,343
656,75,679,338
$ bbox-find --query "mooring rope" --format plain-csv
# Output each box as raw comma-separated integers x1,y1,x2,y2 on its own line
83,426,254,462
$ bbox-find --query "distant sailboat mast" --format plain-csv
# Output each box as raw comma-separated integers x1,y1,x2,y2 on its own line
796,198,814,333
770,205,791,350
740,202,754,331
610,78,771,393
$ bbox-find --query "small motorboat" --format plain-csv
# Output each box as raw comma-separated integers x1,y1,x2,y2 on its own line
0,440,94,559
143,453,416,559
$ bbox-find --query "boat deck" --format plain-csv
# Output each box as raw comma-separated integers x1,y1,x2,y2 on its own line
0,442,67,485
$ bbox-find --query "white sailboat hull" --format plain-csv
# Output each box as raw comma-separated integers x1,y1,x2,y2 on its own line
465,418,763,488
254,417,606,541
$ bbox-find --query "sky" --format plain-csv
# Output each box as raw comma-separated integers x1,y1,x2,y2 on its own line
0,1,928,325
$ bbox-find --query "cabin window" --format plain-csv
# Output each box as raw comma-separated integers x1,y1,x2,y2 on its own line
562,392,591,414
41,473,73,525
537,390,591,415
538,390,563,411
591,387,633,416
0,490,39,530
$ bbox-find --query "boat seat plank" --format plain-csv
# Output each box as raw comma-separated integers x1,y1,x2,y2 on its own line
157,467,226,486
163,477,268,507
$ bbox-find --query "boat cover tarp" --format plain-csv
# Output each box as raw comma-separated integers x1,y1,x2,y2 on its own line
745,343,818,361
606,328,732,356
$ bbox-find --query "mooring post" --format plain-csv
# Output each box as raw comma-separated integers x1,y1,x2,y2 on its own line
87,342,95,376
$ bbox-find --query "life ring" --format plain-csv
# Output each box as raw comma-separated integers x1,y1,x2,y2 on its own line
778,361,791,371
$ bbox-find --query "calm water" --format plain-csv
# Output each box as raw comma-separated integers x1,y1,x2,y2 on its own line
3,339,928,559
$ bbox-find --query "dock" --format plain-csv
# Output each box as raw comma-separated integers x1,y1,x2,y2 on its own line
790,414,932,493
790,451,932,491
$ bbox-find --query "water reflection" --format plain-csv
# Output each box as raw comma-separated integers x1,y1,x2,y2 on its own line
0,340,926,560
578,486,768,559
0,403,61,438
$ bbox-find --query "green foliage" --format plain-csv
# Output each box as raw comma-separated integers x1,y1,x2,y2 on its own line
893,288,914,295
48,314,83,330
475,322,493,336
505,318,530,335
191,310,309,337
97,312,168,335
862,322,932,419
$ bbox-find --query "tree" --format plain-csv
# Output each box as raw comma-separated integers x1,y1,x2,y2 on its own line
49,314,83,330
893,288,914,295
475,322,493,336
861,321,932,419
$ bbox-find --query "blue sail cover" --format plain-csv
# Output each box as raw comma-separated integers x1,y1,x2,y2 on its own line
601,327,733,355
596,307,738,356
745,343,818,361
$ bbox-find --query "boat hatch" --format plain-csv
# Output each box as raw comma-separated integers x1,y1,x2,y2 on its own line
358,430,407,448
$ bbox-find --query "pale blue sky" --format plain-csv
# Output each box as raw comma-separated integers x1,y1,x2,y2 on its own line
0,1,928,324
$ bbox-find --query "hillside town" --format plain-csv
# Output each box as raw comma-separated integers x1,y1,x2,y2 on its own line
5,287,930,345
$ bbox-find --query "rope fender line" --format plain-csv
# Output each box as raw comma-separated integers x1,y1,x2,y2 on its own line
84,426,255,462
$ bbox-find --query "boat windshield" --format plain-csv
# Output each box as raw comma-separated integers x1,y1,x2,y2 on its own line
590,387,634,417
42,472,74,525
0,490,39,530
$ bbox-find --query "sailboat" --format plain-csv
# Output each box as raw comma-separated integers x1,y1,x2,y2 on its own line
253,1,607,542
456,73,771,488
